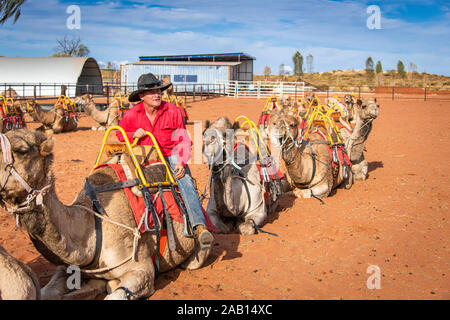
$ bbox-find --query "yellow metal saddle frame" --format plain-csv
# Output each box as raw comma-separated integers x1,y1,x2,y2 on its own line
91,126,177,188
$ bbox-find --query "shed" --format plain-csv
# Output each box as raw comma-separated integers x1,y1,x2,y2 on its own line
0,57,103,97
121,53,255,86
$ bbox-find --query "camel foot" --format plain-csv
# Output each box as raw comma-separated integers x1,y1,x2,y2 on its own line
62,279,106,300
91,126,98,131
293,188,312,198
104,288,129,300
238,220,256,235
40,265,70,300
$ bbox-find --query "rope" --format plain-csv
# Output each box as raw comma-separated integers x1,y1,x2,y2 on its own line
71,204,141,274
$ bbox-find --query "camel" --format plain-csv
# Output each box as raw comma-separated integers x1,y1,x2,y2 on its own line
325,97,349,120
344,94,357,123
203,117,282,234
0,103,26,134
339,97,379,181
0,129,210,299
74,94,119,131
0,88,19,98
268,110,352,199
0,244,41,300
28,101,76,135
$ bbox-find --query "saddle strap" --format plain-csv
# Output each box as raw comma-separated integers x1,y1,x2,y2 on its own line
82,178,104,269
158,184,176,251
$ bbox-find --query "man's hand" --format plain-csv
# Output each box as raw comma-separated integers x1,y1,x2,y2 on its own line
133,128,146,139
173,163,185,179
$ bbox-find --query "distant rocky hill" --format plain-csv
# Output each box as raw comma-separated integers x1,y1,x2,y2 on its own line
254,70,450,91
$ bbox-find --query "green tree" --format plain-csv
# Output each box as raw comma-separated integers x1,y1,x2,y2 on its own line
292,51,304,76
375,61,383,74
279,63,285,76
375,61,383,86
263,66,271,80
365,56,375,85
52,36,90,57
397,60,406,79
0,0,27,24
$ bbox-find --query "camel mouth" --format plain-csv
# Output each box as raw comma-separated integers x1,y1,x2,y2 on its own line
269,131,284,147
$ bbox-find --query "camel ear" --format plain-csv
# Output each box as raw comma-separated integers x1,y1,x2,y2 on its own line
356,99,363,106
204,120,210,130
40,138,54,156
232,121,240,131
374,98,377,102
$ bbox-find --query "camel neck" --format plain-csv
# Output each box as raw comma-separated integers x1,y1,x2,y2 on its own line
19,184,96,267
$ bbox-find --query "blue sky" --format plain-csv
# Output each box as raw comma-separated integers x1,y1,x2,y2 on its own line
1,0,449,75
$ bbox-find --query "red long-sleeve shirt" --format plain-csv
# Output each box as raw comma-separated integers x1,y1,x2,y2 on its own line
116,101,192,165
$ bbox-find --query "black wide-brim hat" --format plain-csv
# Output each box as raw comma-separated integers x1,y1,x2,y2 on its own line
128,73,172,102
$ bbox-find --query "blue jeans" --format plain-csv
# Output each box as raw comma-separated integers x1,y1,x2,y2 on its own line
165,154,205,227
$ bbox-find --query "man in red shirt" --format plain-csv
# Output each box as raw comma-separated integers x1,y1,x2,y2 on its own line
117,73,213,250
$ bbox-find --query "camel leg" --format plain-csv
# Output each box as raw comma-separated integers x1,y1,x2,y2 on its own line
61,279,107,300
353,159,368,181
293,182,330,199
239,204,267,235
40,266,70,300
104,268,155,300
206,182,232,233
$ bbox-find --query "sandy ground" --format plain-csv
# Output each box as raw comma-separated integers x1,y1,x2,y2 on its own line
0,96,448,300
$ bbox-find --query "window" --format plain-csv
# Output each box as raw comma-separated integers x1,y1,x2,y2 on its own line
186,75,198,82
174,75,197,83
174,75,186,82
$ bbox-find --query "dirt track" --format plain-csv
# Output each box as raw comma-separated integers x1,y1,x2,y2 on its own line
0,97,448,299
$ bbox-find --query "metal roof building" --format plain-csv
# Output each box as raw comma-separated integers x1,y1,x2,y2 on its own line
0,57,103,97
121,53,255,86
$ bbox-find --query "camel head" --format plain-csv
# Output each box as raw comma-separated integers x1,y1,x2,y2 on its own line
202,117,239,166
344,94,356,106
73,94,93,106
267,110,299,149
356,97,379,120
0,129,54,206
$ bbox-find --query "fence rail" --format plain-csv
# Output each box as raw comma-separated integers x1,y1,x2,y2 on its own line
1,82,449,105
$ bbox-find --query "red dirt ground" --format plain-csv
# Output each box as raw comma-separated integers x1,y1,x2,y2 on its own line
0,97,448,300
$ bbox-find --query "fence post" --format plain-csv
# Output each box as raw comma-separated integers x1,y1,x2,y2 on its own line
106,85,109,106
207,84,210,99
23,83,25,97
424,87,427,101
193,84,196,102
33,85,36,100
39,83,41,97
185,84,187,103
392,86,394,101
200,85,203,100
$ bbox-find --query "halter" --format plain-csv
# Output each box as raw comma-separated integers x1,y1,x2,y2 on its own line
0,133,52,221
275,120,302,152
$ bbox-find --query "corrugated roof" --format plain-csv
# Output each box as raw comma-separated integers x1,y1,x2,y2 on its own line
129,61,242,66
139,52,256,62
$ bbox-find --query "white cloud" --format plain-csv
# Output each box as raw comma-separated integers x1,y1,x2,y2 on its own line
1,0,449,75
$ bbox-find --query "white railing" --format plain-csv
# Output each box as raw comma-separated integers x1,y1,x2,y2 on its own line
214,80,311,99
